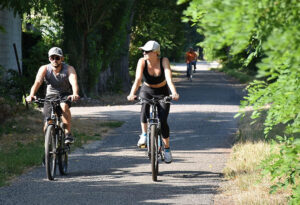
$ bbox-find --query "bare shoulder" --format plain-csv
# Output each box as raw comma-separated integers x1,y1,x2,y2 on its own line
138,57,145,64
38,65,48,74
162,57,171,69
67,65,77,74
137,57,145,69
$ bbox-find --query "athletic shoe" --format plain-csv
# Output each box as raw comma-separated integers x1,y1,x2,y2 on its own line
137,134,147,147
164,148,172,163
65,133,74,144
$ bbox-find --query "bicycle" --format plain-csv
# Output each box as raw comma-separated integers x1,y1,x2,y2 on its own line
137,96,172,181
34,98,71,180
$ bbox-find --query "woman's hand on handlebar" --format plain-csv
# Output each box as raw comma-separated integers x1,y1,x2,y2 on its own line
68,94,80,102
127,94,137,101
171,93,179,101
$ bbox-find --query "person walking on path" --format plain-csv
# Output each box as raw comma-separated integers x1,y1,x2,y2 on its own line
185,47,198,76
26,47,80,144
127,40,179,163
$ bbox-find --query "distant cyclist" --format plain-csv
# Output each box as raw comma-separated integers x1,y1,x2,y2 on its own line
127,40,179,163
26,47,80,144
185,47,198,75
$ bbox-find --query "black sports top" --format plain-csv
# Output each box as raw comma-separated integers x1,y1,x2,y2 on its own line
143,57,166,85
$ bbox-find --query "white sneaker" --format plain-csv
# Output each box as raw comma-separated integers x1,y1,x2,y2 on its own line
164,148,172,163
137,134,147,147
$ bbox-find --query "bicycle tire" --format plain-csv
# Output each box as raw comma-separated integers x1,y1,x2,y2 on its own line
150,124,159,181
58,127,68,175
45,125,56,180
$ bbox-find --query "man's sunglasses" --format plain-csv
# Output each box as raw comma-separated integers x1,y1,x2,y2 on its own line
50,55,61,61
143,50,153,54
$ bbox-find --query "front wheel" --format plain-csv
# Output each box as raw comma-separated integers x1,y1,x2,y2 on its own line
58,127,68,175
150,124,159,181
45,125,57,180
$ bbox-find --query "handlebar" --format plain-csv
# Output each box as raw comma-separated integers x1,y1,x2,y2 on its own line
135,95,172,105
32,97,71,104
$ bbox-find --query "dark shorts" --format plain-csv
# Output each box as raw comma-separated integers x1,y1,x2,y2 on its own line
139,84,170,100
43,93,72,122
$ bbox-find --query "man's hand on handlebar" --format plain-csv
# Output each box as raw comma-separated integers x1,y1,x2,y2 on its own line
26,95,36,102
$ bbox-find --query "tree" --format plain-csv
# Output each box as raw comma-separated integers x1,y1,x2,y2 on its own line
62,0,134,96
129,0,187,70
180,0,300,202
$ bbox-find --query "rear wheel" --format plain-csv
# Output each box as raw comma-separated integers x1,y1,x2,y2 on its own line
45,125,56,180
58,128,68,175
150,124,159,181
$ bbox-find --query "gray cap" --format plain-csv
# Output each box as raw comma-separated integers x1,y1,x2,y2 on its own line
139,40,160,53
48,47,63,57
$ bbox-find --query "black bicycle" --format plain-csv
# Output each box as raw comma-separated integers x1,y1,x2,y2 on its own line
137,96,172,181
34,98,70,180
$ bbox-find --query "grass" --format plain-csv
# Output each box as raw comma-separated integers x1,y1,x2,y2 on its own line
216,110,292,205
0,107,123,186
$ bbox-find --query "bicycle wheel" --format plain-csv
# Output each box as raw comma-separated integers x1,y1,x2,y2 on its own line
58,127,68,175
45,125,56,180
150,124,159,181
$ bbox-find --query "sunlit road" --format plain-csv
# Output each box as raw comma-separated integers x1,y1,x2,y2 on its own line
0,61,245,205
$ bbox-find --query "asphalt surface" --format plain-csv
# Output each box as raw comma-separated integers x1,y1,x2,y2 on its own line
0,62,245,205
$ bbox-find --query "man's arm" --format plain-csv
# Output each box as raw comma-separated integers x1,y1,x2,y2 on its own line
26,66,47,102
68,66,80,101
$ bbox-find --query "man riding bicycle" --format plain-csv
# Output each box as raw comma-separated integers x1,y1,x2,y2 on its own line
26,47,80,144
185,47,198,77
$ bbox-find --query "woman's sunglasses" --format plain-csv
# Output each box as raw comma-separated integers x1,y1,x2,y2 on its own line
50,55,61,61
143,50,153,54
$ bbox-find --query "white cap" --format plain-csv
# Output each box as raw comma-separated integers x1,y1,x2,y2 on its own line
48,47,63,57
139,40,160,53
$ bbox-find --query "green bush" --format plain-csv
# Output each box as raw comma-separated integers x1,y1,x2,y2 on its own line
180,0,300,203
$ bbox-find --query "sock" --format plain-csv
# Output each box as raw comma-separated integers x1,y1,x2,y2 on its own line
142,133,147,136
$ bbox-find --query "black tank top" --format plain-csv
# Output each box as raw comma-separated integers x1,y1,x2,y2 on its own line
143,57,166,85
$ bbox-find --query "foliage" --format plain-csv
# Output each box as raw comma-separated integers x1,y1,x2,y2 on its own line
0,0,61,16
62,0,134,96
129,0,188,70
180,0,300,202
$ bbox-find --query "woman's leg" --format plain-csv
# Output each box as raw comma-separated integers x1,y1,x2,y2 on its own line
158,102,170,148
140,103,150,132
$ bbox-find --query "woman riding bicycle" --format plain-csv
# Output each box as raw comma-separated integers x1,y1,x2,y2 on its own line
127,40,179,163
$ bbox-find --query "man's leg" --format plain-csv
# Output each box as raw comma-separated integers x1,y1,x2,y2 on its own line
187,63,191,78
193,61,197,72
60,102,71,134
60,102,74,144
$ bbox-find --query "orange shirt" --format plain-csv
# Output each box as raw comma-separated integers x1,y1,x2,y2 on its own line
185,51,197,63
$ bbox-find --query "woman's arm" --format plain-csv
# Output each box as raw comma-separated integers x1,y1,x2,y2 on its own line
163,57,179,100
127,58,145,101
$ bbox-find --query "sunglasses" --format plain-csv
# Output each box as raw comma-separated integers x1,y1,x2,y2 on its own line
50,55,61,61
143,50,153,54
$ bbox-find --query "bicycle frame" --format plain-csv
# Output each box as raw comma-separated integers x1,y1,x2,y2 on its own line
146,101,163,155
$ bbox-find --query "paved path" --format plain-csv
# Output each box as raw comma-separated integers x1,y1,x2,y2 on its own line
0,62,244,205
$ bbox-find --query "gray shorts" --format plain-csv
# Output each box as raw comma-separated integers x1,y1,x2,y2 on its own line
43,93,71,122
